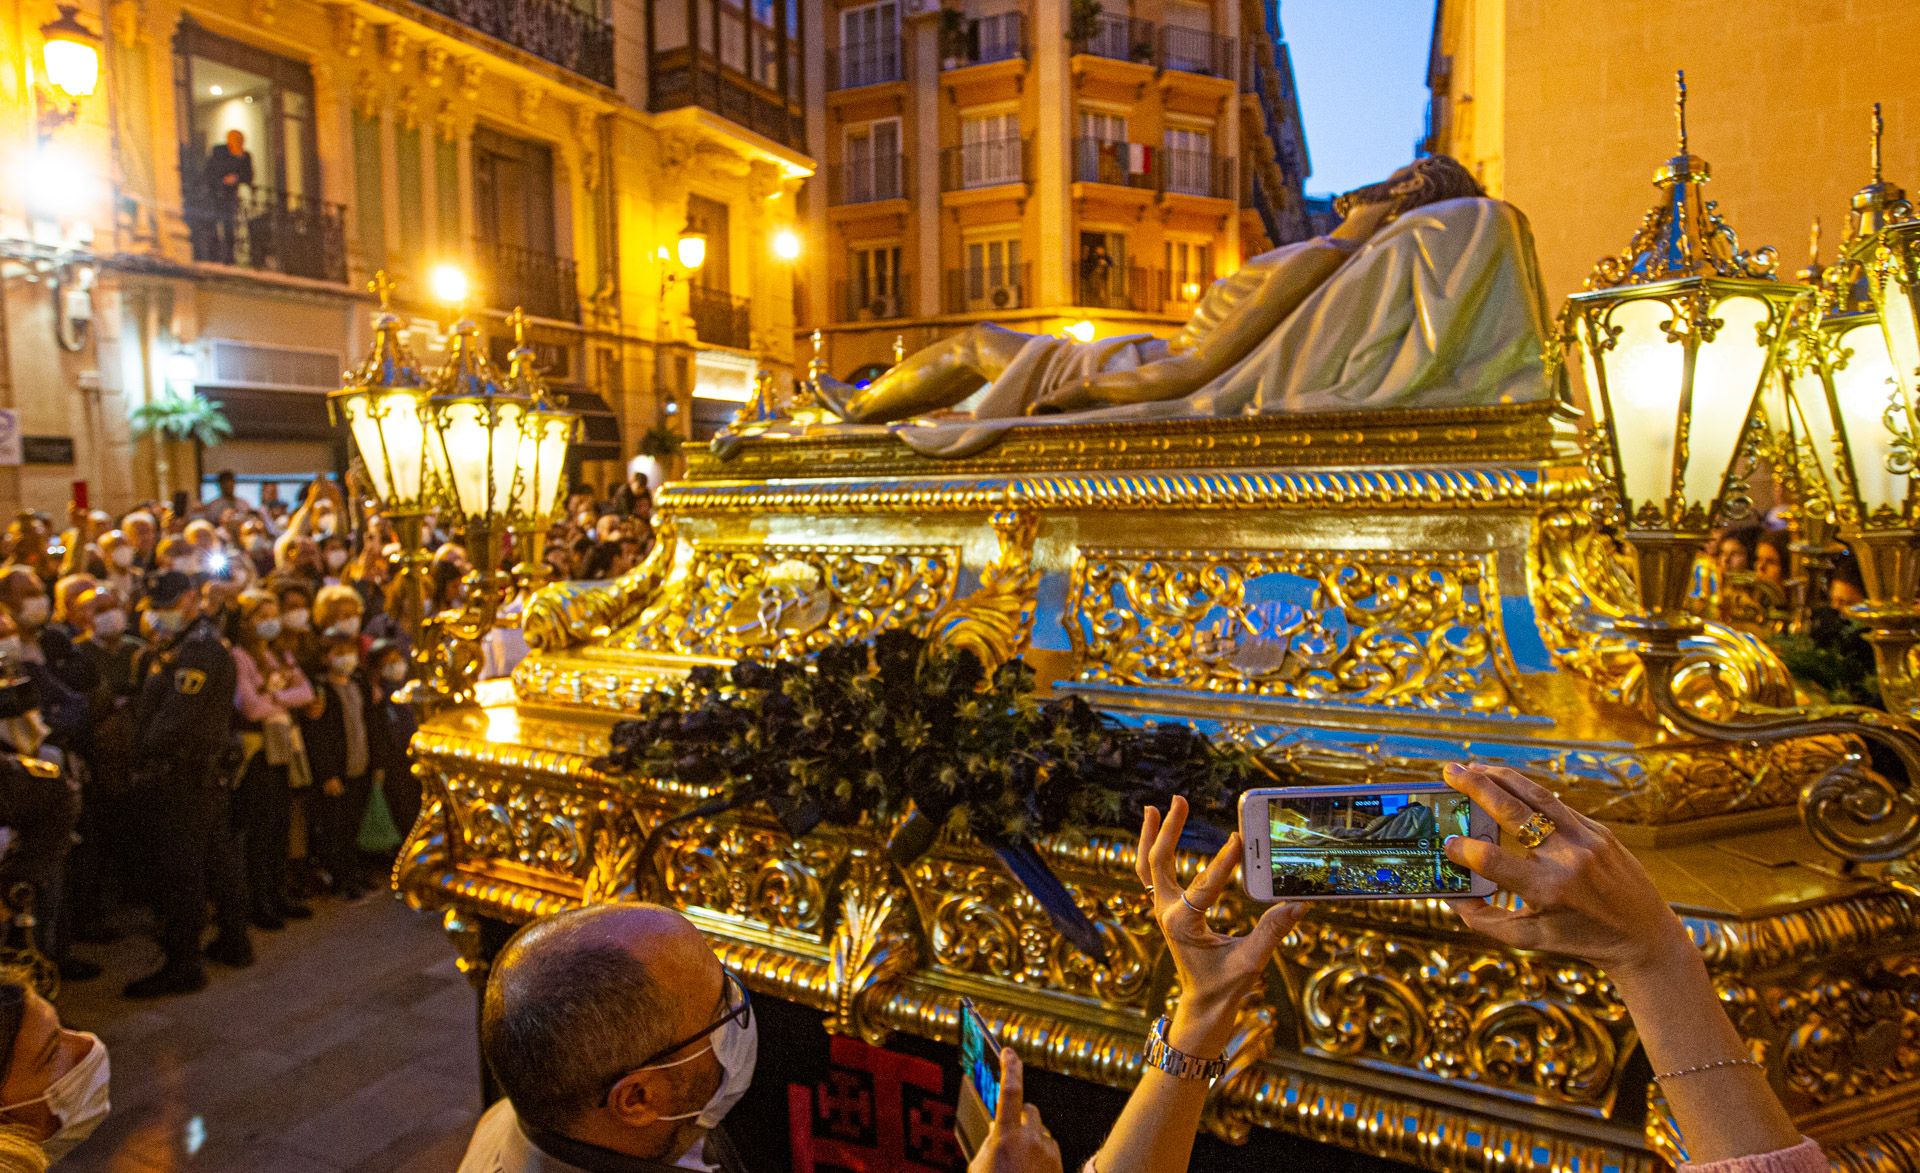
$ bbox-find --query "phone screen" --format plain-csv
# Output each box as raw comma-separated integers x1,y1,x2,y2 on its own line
959,1002,1000,1117
1267,789,1476,897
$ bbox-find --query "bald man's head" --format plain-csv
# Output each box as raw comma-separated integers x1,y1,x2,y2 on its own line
481,904,721,1137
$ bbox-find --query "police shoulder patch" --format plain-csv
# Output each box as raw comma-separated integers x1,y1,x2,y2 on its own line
174,667,207,696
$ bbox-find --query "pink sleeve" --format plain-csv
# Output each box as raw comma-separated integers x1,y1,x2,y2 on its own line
274,654,315,709
232,648,277,722
1684,1139,1825,1173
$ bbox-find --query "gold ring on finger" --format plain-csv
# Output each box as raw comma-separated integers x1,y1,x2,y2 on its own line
1515,811,1557,849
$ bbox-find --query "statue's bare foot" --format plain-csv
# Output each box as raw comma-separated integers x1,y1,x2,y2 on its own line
813,374,864,421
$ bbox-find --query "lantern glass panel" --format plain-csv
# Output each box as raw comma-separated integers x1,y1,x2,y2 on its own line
1680,294,1772,511
1597,297,1687,517
429,399,529,526
1830,318,1905,516
515,412,573,524
1880,271,1920,410
343,389,427,510
1787,369,1839,511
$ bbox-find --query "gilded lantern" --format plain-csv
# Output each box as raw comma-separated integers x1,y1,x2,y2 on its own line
328,272,435,517
1564,72,1807,618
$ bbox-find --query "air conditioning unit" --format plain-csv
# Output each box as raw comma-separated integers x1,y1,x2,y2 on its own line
867,294,902,319
988,284,1017,310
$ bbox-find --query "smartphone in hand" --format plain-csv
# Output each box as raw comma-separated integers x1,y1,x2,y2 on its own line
954,997,1003,1159
1239,783,1498,901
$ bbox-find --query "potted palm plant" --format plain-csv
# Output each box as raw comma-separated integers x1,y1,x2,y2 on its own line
129,390,233,502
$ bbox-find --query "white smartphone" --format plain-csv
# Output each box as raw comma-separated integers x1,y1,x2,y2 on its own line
1238,783,1499,901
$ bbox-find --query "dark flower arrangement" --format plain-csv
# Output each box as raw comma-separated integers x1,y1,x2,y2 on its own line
595,628,1272,961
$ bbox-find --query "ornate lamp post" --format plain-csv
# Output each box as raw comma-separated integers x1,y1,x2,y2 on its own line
331,273,576,708
328,272,435,642
417,305,578,704
1566,72,1804,623
1566,75,1920,868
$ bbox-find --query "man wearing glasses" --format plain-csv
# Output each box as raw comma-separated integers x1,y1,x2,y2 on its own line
458,904,756,1172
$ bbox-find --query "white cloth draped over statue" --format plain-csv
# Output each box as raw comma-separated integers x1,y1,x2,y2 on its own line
891,197,1555,458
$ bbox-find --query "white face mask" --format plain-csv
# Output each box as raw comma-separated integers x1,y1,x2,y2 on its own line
325,615,361,639
0,1031,110,1163
16,597,48,628
91,611,127,639
324,549,348,572
381,660,408,685
646,983,757,1130
110,547,134,569
282,608,311,633
328,654,359,677
252,618,282,642
0,637,21,665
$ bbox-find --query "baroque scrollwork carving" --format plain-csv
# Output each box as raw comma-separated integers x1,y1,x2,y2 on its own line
1715,954,1920,1110
825,851,919,1047
1068,547,1522,714
609,542,957,662
908,856,1157,1008
648,821,845,936
1279,922,1633,1112
522,517,679,653
923,509,1039,673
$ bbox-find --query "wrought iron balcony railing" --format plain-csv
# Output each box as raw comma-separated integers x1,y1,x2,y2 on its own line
183,186,348,284
649,61,805,152
828,41,903,89
411,0,614,87
1159,25,1234,79
943,12,1024,67
944,264,1030,314
940,137,1028,191
827,155,907,205
1070,14,1155,64
475,240,581,322
1074,264,1164,314
689,286,752,349
1160,150,1233,199
836,277,912,321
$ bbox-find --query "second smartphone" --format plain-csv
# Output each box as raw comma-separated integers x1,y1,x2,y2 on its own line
1238,783,1498,901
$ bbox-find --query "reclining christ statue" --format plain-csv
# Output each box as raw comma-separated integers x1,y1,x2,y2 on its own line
809,156,1556,458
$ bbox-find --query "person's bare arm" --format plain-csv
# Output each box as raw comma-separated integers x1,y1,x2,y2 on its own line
1441,765,1802,1164
1089,798,1306,1173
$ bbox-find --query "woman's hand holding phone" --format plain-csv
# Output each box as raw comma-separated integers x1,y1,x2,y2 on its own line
1438,763,1693,984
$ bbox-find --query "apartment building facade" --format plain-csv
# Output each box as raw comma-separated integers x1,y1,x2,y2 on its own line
798,0,1310,382
0,0,808,514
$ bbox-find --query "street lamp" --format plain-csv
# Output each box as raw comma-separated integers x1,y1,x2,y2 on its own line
429,263,471,309
37,5,99,139
1565,71,1805,622
676,224,708,272
771,228,801,262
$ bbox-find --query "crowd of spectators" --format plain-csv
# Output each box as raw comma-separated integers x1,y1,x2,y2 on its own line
0,464,656,1001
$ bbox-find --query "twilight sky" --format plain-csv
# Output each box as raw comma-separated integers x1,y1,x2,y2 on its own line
1280,0,1434,197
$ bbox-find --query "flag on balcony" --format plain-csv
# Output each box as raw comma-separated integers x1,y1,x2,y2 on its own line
1121,143,1154,176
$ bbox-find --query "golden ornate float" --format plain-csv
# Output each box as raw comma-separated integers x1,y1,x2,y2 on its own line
396,397,1920,1173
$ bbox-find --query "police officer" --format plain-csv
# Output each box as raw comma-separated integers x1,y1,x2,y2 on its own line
125,572,253,998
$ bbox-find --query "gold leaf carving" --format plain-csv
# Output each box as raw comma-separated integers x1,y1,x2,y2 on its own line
1067,547,1521,713
923,508,1040,673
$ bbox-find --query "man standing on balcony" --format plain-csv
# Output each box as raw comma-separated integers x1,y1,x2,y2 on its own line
202,129,255,265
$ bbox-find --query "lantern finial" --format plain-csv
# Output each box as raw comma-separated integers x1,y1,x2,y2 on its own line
1845,104,1909,249
1584,73,1778,289
347,270,423,391
1674,69,1688,159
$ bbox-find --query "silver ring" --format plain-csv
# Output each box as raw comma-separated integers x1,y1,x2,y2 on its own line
1180,891,1206,916
1144,885,1155,897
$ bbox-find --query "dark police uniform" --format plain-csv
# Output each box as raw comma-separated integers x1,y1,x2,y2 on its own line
128,598,251,995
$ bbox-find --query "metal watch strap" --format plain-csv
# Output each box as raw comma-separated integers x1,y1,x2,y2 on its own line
1143,1015,1228,1082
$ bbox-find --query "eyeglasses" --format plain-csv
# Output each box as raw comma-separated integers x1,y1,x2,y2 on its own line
602,969,752,1101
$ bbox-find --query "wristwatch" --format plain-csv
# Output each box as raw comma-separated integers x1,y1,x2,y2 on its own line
1142,1015,1228,1082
